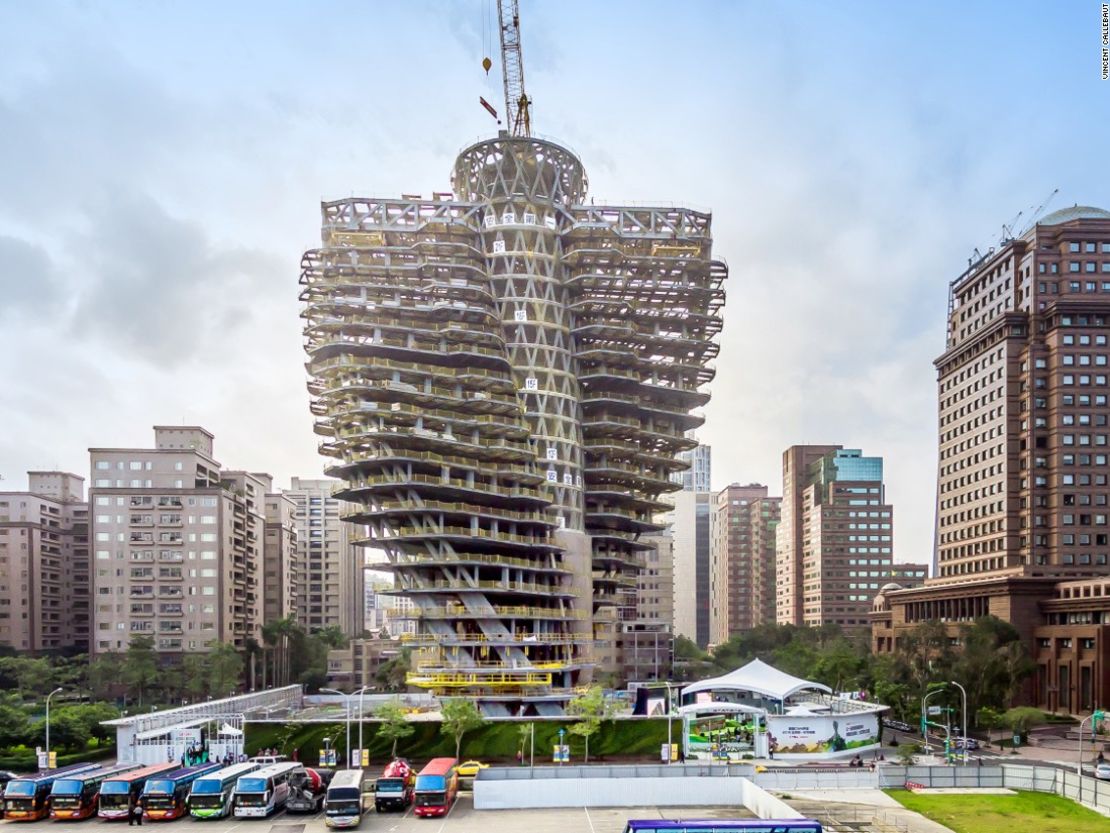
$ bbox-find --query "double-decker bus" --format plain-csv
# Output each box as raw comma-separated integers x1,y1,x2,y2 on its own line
2,765,100,822
50,763,141,820
623,820,824,833
374,759,414,812
232,762,300,818
98,763,179,820
140,763,221,821
413,758,458,818
323,770,363,829
187,762,260,820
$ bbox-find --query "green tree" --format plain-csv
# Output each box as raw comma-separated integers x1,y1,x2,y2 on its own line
978,706,1004,748
439,698,484,759
87,653,123,701
206,641,244,696
896,741,921,766
0,703,32,747
567,686,615,763
182,655,209,701
0,657,56,698
312,626,349,650
375,650,411,692
518,722,533,763
1004,706,1044,743
121,635,158,706
375,699,414,757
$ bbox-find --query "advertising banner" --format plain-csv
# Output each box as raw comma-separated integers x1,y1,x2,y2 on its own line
765,714,879,757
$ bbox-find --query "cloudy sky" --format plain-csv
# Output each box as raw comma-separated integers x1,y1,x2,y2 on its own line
1,1,1107,568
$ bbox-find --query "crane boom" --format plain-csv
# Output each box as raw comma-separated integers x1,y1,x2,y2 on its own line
497,0,531,137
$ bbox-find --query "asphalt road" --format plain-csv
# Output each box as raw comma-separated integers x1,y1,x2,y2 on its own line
2,795,750,833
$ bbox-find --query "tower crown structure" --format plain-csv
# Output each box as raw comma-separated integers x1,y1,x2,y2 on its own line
302,129,725,714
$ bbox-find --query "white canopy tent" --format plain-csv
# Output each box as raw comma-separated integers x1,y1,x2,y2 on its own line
680,658,831,703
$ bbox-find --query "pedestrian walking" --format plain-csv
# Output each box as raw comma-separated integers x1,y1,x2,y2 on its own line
129,802,143,826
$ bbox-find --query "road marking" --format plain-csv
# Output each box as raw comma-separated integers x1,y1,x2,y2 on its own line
434,795,459,833
584,806,597,833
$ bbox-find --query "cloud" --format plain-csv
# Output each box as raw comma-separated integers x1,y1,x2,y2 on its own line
69,191,281,366
0,235,60,318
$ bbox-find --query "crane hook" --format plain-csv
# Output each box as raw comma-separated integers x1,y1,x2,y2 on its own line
482,56,492,74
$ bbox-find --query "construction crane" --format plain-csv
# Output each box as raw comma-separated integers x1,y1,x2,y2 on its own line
495,0,531,137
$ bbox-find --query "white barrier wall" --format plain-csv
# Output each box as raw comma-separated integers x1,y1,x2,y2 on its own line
475,774,801,816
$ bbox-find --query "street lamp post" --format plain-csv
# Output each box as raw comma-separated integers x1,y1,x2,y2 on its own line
922,688,944,756
665,682,673,763
1077,708,1105,806
950,681,968,765
354,686,372,764
321,688,351,764
45,687,63,768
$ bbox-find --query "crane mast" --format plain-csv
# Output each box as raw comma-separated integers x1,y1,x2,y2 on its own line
497,0,531,137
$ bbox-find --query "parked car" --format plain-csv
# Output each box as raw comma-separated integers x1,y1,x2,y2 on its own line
1095,762,1110,781
883,719,915,734
456,761,489,778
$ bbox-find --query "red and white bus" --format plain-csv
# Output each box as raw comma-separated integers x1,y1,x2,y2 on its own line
413,758,458,818
50,763,141,820
2,765,100,822
97,763,179,820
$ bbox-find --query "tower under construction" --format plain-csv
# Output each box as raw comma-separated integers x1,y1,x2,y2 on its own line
301,6,725,715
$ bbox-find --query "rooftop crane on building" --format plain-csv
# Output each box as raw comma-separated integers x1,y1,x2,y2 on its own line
481,0,532,137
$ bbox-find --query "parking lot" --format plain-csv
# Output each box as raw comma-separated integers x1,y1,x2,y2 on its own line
2,796,753,833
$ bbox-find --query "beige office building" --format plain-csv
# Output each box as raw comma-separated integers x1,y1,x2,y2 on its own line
284,478,365,637
0,472,90,652
89,426,272,655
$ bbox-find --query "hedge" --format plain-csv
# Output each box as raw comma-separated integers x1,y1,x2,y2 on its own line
0,745,116,772
246,718,672,766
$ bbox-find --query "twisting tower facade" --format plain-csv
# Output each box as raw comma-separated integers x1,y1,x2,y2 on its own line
302,133,725,714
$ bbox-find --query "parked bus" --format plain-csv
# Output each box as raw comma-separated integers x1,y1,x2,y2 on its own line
623,820,824,833
98,764,179,820
49,763,141,820
323,770,363,829
2,765,100,822
232,761,300,818
374,759,414,813
412,758,457,818
140,763,221,821
187,762,260,820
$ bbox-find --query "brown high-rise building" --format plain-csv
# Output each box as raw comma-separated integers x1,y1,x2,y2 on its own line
936,206,1110,580
874,207,1110,715
777,446,894,628
749,496,782,628
776,445,840,625
710,483,773,643
0,472,90,652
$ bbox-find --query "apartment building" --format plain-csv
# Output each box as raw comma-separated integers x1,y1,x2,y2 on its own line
671,439,712,493
89,426,270,655
263,492,298,624
710,484,770,643
0,472,90,652
776,445,840,625
284,478,365,637
750,496,782,628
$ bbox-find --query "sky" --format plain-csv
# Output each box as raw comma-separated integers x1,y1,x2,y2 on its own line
1,1,1108,569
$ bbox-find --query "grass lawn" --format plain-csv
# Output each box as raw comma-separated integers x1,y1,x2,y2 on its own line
886,789,1108,833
